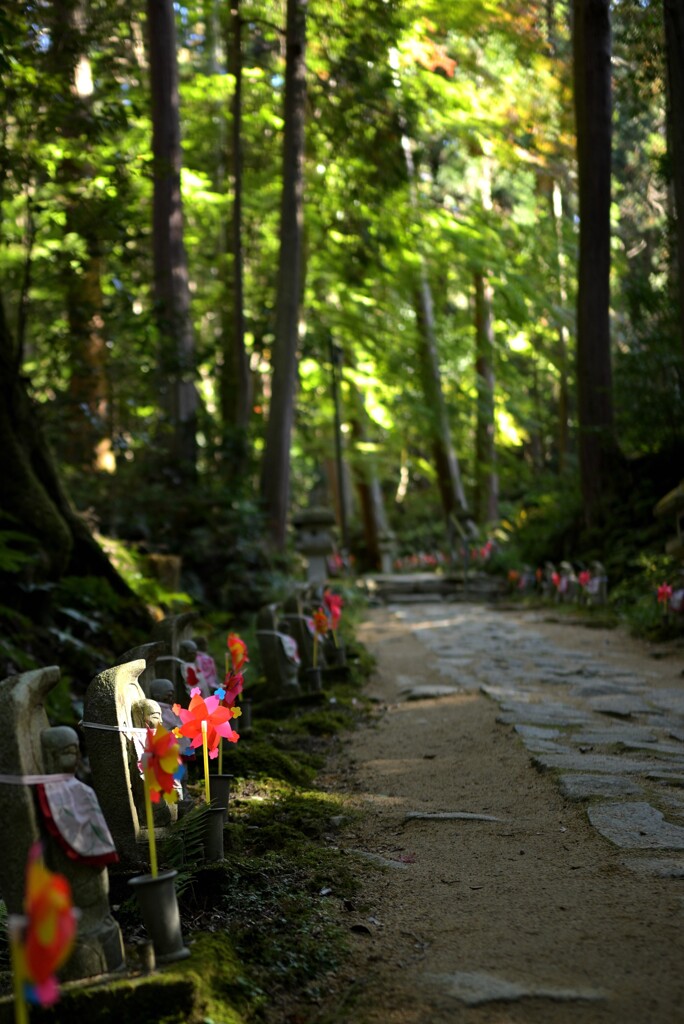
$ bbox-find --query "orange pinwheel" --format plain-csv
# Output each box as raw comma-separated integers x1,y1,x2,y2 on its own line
227,632,249,673
23,844,77,1004
173,688,238,758
140,725,183,804
312,608,329,638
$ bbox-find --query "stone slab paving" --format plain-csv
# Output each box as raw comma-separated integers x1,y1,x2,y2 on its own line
391,603,684,859
422,971,607,1006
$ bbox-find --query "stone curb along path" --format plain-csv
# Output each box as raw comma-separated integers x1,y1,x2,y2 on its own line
324,603,684,1024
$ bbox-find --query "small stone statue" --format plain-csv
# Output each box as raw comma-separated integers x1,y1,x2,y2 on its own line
38,726,125,979
131,698,178,825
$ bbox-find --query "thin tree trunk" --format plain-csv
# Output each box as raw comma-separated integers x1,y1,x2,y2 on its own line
664,0,684,353
220,0,251,453
572,0,616,523
401,134,470,527
147,0,197,473
474,272,498,525
259,0,306,548
413,273,470,523
551,180,571,470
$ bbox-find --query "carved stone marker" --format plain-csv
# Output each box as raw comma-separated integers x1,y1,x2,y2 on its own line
281,594,321,672
82,658,174,869
152,611,198,705
256,604,301,697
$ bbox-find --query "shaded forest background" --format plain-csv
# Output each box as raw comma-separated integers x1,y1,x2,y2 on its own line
1,0,684,681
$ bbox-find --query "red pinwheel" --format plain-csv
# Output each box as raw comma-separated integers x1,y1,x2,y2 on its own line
227,632,249,673
173,688,238,758
23,844,77,1006
551,572,560,588
323,590,343,631
578,570,592,589
140,725,183,804
657,582,673,607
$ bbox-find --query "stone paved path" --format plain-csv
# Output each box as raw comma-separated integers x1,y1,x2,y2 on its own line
326,601,684,1024
391,602,684,873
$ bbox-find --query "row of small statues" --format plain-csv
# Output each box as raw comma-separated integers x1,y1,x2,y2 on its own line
0,590,347,987
511,561,609,605
0,612,239,985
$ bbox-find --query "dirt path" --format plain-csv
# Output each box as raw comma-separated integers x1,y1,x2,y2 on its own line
312,603,684,1024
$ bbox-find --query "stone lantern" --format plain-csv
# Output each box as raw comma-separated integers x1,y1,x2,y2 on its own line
292,507,337,584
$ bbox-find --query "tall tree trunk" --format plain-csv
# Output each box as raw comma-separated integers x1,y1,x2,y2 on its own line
664,0,684,354
550,179,571,470
413,274,470,523
220,0,251,458
259,0,307,548
572,0,616,524
147,0,197,474
473,272,498,525
401,135,470,527
45,0,112,472
349,382,391,570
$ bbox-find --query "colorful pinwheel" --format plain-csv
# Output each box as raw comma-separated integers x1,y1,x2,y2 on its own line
140,725,184,805
173,688,239,758
311,608,329,668
323,590,343,631
14,844,77,1011
227,632,249,673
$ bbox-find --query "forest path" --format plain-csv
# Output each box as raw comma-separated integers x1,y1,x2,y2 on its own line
312,601,684,1024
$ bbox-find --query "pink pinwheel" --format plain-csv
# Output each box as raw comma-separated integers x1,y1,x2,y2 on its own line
323,590,343,631
173,688,238,758
140,725,184,804
551,571,560,588
217,673,244,709
227,632,249,673
657,582,673,607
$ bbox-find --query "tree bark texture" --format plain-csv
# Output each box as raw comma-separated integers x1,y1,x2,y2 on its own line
572,0,616,523
259,0,307,548
664,0,684,354
473,272,498,525
147,0,197,472
0,296,146,604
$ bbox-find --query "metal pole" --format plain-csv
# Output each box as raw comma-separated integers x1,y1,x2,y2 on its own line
329,337,350,557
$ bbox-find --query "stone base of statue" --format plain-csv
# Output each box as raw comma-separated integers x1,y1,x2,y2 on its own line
128,870,190,964
303,667,322,693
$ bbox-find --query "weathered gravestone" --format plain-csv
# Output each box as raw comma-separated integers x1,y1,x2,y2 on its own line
0,667,125,978
281,593,322,672
256,604,301,697
117,640,167,697
152,611,198,705
82,658,176,870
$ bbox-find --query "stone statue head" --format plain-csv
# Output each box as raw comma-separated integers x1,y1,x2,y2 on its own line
150,678,175,705
178,639,198,663
41,726,80,774
131,698,163,731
